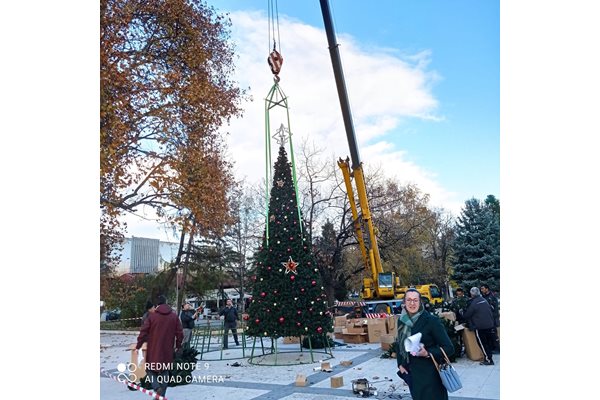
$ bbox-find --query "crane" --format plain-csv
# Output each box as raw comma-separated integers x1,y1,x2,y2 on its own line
318,1,444,312
318,0,399,302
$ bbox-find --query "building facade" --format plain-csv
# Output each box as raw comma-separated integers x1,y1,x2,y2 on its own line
117,236,179,274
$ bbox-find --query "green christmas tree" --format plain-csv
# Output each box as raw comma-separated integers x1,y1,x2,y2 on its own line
451,196,500,291
246,144,332,339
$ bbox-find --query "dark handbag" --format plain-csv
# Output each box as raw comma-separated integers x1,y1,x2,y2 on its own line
431,347,462,392
396,366,412,390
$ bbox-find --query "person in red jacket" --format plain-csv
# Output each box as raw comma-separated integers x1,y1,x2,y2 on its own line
135,295,184,397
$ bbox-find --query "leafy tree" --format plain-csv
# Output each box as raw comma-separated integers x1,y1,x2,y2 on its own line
246,145,332,338
451,196,500,292
313,220,351,303
423,209,456,297
100,0,246,267
368,181,436,286
102,274,157,326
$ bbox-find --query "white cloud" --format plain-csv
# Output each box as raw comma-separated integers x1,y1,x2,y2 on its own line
121,10,463,241
226,11,461,214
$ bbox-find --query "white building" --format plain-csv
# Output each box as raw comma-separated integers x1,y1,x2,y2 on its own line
116,236,180,274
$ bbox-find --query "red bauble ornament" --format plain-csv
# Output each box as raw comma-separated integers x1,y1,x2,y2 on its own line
301,288,305,293
290,275,296,281
297,310,302,315
290,236,294,240
267,266,271,271
311,280,316,286
243,314,249,321
287,248,291,252
279,317,285,323
274,290,278,294
261,292,266,297
317,327,323,334
255,319,260,324
297,322,301,327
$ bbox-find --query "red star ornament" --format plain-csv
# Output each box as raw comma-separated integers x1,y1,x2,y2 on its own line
282,256,299,275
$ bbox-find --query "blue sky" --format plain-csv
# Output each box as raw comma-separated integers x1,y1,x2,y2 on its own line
208,0,500,210
121,0,500,239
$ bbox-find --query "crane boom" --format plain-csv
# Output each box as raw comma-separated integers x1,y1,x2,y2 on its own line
319,0,392,300
319,0,360,168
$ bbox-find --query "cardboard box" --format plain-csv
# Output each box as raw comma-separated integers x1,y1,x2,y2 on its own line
330,376,344,388
380,334,396,344
346,326,366,334
334,316,348,326
366,319,386,343
386,315,399,336
283,336,300,344
380,333,395,351
347,318,367,327
463,328,484,361
295,374,308,387
343,333,368,344
320,361,332,372
334,332,344,339
334,326,344,333
340,360,353,367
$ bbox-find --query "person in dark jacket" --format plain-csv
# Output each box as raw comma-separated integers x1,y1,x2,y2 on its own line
480,284,500,326
180,303,199,347
480,284,500,352
449,288,468,356
135,295,184,397
450,288,468,324
141,300,155,327
396,289,454,400
219,299,239,348
463,287,495,365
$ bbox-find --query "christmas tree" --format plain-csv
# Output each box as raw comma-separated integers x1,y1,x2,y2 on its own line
246,142,332,339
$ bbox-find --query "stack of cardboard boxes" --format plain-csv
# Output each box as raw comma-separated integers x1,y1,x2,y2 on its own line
333,316,347,339
333,314,397,347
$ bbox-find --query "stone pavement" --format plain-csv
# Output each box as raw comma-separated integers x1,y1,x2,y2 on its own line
100,331,499,400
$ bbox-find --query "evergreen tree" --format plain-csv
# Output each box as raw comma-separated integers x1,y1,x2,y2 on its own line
451,196,500,292
246,145,332,338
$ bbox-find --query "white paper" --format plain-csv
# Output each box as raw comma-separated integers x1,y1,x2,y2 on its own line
404,332,422,353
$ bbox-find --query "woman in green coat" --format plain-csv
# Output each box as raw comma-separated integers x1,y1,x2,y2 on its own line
396,288,454,400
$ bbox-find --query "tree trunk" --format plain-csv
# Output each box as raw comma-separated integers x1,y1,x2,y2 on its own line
176,226,195,312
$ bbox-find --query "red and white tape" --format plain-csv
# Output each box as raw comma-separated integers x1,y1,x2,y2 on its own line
100,367,167,400
365,313,389,319
334,301,367,306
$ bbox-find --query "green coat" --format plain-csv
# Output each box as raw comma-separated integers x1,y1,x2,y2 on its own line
396,311,454,400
